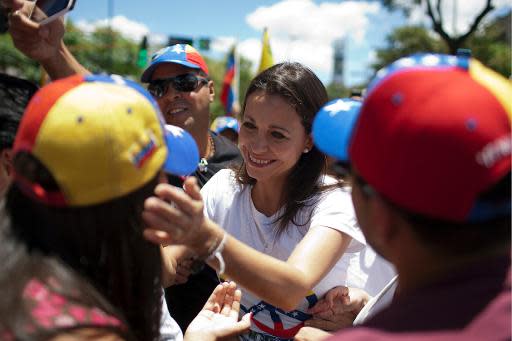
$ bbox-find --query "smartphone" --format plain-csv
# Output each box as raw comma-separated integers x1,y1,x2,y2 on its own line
29,0,76,25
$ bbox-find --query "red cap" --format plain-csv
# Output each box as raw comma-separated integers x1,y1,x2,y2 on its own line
350,54,511,222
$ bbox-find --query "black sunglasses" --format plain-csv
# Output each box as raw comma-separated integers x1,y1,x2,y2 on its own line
147,73,208,99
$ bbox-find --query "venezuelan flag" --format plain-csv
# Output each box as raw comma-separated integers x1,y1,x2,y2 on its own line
220,47,237,116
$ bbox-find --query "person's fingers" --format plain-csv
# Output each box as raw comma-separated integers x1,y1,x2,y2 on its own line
229,288,243,319
235,312,252,333
143,197,189,239
183,176,202,201
307,299,331,314
216,312,252,339
325,286,349,305
220,282,236,316
204,283,225,312
311,309,334,320
2,0,25,13
154,183,204,218
143,228,173,245
9,7,36,32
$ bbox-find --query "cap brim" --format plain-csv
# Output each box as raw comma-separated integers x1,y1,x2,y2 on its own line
312,99,362,162
163,125,199,176
141,60,201,83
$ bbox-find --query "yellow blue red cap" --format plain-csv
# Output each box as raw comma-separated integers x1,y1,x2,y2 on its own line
141,44,209,82
13,74,199,207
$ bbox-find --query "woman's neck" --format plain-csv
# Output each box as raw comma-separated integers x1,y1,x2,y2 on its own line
251,177,285,217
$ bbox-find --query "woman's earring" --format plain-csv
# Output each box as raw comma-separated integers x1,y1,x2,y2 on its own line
303,148,309,153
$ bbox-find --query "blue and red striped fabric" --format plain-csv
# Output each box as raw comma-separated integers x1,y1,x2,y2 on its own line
220,48,236,116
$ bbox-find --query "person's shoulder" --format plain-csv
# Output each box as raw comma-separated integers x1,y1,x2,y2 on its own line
210,132,242,163
210,168,236,182
316,175,352,201
202,168,239,193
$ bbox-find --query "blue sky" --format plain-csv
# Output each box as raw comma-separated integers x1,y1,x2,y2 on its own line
68,0,510,86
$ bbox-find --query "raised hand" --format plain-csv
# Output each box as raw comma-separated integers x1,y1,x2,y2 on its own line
143,177,209,248
5,0,65,63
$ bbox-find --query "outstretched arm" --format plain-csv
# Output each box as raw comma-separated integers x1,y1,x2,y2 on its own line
144,178,353,311
5,0,90,79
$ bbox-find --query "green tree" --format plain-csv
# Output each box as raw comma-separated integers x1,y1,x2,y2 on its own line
0,33,40,84
376,0,497,54
373,26,447,71
372,11,511,78
466,10,511,77
325,82,350,101
66,22,140,77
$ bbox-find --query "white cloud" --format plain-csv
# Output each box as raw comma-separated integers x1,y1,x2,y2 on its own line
239,0,381,80
407,0,511,35
211,36,238,53
247,0,379,44
75,15,149,42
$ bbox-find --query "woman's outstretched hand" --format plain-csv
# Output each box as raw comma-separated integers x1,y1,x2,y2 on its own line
143,177,209,249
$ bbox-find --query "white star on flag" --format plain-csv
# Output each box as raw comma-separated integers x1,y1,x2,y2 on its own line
325,100,358,117
165,125,185,138
172,45,185,54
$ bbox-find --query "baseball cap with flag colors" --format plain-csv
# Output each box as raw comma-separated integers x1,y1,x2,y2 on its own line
313,53,511,223
141,44,209,82
210,116,240,134
13,74,199,207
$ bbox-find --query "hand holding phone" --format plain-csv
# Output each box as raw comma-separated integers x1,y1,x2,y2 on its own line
29,0,75,25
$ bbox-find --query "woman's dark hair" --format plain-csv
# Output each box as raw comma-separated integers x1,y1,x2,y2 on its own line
0,152,162,340
236,62,337,236
0,73,38,151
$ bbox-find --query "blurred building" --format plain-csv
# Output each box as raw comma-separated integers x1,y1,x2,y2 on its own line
332,39,345,86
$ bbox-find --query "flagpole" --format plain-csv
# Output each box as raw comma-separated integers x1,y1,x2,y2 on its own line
234,40,240,116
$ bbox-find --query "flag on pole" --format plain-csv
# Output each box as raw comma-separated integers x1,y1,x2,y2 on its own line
220,46,239,116
137,36,148,68
258,27,274,74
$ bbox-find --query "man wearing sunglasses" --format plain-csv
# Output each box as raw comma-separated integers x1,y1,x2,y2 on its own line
140,43,242,332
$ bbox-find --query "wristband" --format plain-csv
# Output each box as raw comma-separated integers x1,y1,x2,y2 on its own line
206,232,227,275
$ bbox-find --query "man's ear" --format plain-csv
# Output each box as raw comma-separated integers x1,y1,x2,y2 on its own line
369,196,401,250
0,149,13,175
208,80,215,103
305,134,314,151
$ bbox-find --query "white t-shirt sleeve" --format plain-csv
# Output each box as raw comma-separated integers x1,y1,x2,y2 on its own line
310,186,366,253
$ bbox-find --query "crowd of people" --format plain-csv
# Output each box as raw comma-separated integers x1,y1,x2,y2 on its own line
0,0,510,340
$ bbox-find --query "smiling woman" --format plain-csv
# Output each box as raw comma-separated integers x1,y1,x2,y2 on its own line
147,62,378,341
